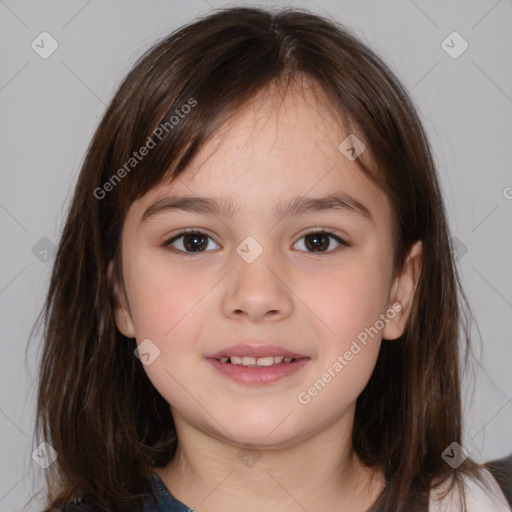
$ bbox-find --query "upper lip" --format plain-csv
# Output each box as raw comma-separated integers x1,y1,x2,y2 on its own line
207,343,309,360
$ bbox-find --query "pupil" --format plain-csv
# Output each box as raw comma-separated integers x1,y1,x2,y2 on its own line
184,234,206,252
306,233,328,252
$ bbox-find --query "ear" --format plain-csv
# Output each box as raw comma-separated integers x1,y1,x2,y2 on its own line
107,260,136,338
382,240,422,341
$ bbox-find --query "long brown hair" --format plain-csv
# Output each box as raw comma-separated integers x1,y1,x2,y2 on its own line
31,6,488,511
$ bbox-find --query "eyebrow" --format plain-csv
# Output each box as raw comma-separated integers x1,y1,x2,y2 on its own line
140,193,373,225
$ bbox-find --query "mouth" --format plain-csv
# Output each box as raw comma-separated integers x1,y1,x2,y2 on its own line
206,343,310,385
214,355,301,367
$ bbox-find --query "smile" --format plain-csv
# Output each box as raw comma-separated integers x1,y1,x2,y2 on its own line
207,356,310,385
217,355,296,367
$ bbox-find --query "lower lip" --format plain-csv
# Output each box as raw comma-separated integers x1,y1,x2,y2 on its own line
206,358,310,385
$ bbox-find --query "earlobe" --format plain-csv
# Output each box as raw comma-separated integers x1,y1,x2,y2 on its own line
107,260,136,338
382,240,423,341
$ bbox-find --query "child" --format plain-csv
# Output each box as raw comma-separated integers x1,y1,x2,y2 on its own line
32,6,510,512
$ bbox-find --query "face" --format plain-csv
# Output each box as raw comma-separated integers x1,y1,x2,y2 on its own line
111,83,421,449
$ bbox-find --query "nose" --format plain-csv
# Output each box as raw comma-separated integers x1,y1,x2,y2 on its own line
221,247,294,323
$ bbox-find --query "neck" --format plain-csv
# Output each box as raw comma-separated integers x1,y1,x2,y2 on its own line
153,406,385,512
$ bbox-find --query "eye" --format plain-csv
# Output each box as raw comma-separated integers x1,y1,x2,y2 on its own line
163,228,351,255
293,229,350,253
163,229,219,254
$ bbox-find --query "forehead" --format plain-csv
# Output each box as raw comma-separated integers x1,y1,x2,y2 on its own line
129,82,391,229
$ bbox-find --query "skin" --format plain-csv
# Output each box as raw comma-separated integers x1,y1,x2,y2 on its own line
110,81,422,512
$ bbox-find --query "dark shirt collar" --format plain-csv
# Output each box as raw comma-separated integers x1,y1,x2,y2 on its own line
147,471,192,511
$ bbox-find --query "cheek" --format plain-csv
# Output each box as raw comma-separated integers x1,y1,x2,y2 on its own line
301,258,388,396
301,293,383,414
312,260,389,341
124,257,208,409
125,252,207,338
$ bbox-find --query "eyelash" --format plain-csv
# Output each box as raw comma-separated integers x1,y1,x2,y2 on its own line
162,228,351,256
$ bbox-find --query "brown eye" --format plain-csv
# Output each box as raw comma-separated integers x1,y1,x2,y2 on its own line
181,233,208,252
164,230,219,253
293,231,349,253
305,233,329,252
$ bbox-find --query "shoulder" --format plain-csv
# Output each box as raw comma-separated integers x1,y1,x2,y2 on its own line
45,503,95,512
45,507,91,512
429,468,512,511
44,473,169,512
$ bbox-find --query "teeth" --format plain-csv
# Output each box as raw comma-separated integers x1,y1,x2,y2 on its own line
219,355,296,367
242,356,256,366
254,356,277,366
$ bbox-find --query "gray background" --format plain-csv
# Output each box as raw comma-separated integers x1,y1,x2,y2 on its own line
1,0,511,510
